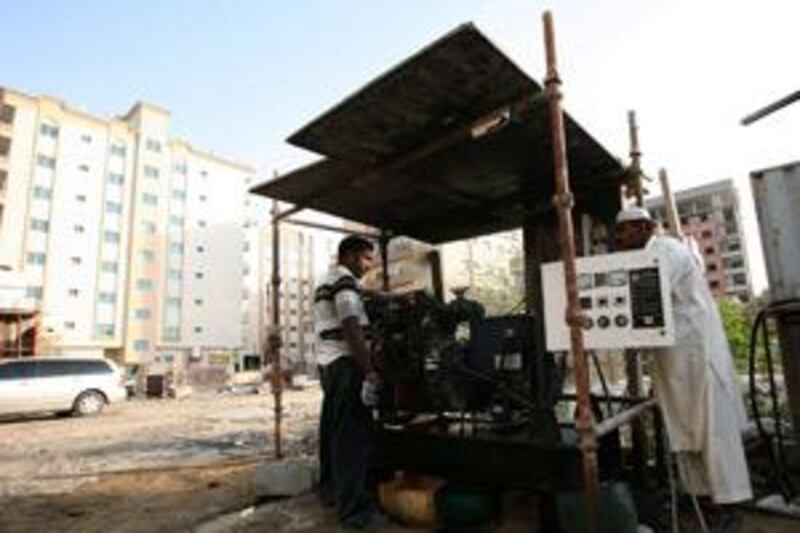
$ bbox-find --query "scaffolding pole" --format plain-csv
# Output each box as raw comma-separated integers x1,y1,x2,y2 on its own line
542,11,600,533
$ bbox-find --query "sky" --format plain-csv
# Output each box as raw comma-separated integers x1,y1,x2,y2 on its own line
2,0,798,292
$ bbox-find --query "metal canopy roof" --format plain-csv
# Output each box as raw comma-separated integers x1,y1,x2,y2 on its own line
251,24,625,244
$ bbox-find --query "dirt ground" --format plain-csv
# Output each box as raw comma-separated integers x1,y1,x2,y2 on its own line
0,385,321,497
2,385,799,532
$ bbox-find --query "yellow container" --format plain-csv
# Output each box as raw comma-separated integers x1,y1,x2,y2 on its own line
378,472,447,528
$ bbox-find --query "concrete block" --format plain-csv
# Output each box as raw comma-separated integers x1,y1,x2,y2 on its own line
255,458,318,498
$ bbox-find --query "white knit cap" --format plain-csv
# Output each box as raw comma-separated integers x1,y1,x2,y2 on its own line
615,206,652,224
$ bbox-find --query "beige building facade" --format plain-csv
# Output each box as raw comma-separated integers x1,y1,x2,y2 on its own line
0,87,253,367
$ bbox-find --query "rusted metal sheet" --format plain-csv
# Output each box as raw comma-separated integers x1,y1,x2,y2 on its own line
251,24,624,244
288,24,537,165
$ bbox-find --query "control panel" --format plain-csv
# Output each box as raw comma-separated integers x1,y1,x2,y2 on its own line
541,249,675,351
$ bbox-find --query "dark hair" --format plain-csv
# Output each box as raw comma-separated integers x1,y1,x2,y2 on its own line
338,235,374,260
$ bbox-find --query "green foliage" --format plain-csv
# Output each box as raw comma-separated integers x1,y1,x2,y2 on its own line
717,298,752,371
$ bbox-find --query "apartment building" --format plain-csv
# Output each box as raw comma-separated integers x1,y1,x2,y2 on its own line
0,87,253,366
240,206,342,371
645,178,752,301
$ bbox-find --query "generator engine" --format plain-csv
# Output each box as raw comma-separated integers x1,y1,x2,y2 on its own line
365,290,562,424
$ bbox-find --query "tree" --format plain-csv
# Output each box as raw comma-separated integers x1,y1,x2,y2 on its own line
717,298,752,371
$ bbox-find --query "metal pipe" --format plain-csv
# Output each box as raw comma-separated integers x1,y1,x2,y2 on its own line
741,89,800,126
628,110,644,207
282,217,379,239
595,399,657,437
542,11,601,533
273,204,305,222
270,199,284,459
658,168,683,238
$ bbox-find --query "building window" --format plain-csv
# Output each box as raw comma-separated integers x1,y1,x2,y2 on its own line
707,263,718,272
134,308,151,320
68,288,79,297
33,186,52,200
39,123,59,138
78,164,89,172
110,144,126,157
733,273,747,285
101,261,118,273
195,272,204,279
146,139,162,152
106,200,122,214
30,219,49,232
98,292,116,304
709,280,720,289
136,279,153,291
95,324,114,337
168,269,182,280
104,230,121,244
140,220,157,235
81,134,92,143
108,172,124,185
704,246,715,255
0,169,6,191
36,154,56,169
194,326,203,334
163,327,180,341
0,136,10,158
140,249,155,263
144,165,160,179
64,321,76,330
701,230,713,239
133,340,150,352
173,162,187,174
71,256,81,265
199,194,207,202
169,242,183,255
27,252,46,265
166,297,181,307
198,220,207,228
171,190,186,201
169,215,183,226
196,246,205,253
142,193,158,206
0,104,15,124
194,299,203,306
26,286,43,299
74,224,85,234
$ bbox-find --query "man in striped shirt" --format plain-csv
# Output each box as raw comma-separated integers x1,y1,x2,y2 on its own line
315,235,386,528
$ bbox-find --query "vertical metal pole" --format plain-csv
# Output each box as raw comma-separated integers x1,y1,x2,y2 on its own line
628,110,644,207
658,168,683,238
270,199,283,459
542,12,601,532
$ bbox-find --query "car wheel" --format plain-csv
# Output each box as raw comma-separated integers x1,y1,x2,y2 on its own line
73,390,106,417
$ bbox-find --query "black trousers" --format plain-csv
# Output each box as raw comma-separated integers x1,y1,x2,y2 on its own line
318,357,374,526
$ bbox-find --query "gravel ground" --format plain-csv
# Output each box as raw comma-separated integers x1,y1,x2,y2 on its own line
0,385,322,497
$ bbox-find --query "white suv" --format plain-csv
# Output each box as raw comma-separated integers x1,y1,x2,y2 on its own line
0,357,126,417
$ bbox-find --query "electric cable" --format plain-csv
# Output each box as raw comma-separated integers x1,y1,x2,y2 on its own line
747,298,800,499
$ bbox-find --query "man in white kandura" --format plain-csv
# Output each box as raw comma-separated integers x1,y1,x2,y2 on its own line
614,206,752,511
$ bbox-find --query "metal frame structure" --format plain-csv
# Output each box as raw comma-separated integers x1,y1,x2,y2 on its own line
256,13,660,530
